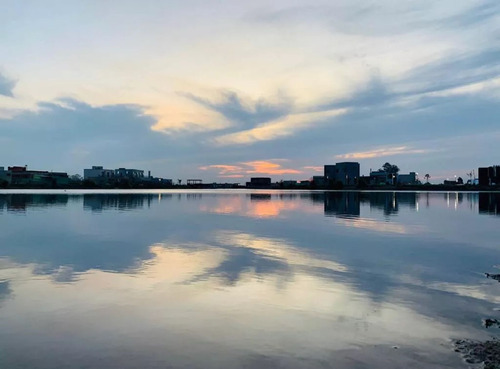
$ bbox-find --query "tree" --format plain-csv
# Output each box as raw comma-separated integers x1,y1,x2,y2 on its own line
379,162,399,185
380,162,400,174
424,174,430,183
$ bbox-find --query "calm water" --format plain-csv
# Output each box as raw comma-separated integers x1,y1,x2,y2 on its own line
0,190,499,369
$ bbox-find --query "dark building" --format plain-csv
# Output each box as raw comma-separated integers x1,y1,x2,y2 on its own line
324,162,360,186
7,166,69,187
479,166,500,186
246,177,272,188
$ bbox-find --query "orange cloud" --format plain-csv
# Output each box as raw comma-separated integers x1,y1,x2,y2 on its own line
199,160,302,178
243,160,301,175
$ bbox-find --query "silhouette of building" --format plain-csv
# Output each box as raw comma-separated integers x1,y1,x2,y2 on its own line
397,172,417,185
83,166,172,187
478,166,500,186
312,176,326,187
246,177,271,188
324,162,360,186
6,166,69,187
0,167,11,185
369,170,392,185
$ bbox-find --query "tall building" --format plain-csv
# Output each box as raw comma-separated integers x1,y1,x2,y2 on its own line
324,162,360,185
479,166,500,186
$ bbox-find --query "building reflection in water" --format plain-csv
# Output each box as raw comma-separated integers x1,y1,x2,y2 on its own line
0,194,70,212
479,193,500,216
324,192,360,218
0,191,499,219
322,192,419,218
83,194,156,212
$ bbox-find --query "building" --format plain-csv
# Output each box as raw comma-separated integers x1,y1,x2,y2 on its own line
6,166,69,187
312,176,326,187
246,177,271,188
324,162,360,186
282,180,298,188
479,166,500,186
369,170,393,185
83,166,115,180
397,172,417,185
115,168,144,179
0,167,11,185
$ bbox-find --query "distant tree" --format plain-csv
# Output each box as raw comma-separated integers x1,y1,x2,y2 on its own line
70,174,82,182
380,162,400,174
457,177,464,185
424,174,430,183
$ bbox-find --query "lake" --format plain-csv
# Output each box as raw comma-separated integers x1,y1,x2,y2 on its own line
0,190,499,369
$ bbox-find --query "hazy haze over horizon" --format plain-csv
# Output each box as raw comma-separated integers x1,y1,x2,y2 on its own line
0,0,499,182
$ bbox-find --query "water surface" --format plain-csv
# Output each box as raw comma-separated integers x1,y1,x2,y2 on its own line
0,190,499,369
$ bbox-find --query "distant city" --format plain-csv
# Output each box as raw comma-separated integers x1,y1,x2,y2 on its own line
0,162,499,190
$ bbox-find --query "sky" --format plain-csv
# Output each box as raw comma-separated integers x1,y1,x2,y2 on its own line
0,0,499,183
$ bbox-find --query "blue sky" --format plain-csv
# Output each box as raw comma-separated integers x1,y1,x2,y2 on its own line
0,0,498,182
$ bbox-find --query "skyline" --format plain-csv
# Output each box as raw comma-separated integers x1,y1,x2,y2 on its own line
1,1,499,182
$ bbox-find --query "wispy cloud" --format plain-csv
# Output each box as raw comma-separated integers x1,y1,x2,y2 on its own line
213,108,348,146
336,146,432,160
303,166,323,172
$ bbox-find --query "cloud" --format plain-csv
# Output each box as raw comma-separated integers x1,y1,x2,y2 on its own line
0,72,16,97
336,146,433,160
200,160,301,177
182,90,293,131
1,0,500,182
213,108,348,146
243,160,301,175
303,166,323,172
0,98,185,176
199,164,244,174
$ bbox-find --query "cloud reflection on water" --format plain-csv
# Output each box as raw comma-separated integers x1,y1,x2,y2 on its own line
0,191,499,368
